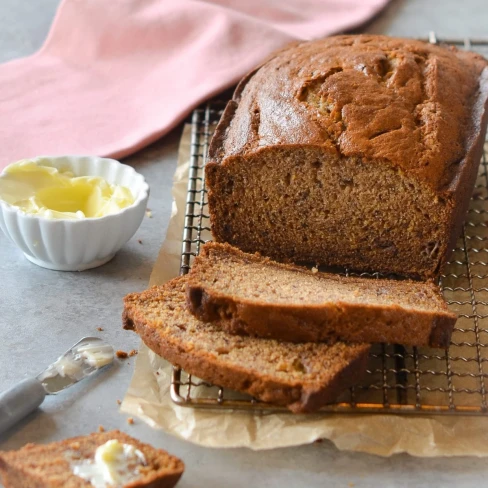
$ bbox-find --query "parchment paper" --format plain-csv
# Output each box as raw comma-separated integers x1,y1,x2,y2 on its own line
121,125,488,456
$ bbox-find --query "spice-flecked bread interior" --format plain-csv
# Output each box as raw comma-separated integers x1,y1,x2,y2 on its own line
186,242,456,347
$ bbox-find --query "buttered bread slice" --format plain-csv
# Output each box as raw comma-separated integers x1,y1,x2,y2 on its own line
186,243,456,348
123,275,370,413
0,430,184,488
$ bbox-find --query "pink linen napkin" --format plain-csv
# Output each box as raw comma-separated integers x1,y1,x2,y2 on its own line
0,0,389,169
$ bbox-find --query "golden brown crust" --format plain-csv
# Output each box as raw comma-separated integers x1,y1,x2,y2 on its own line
441,68,488,275
0,430,184,488
210,35,487,189
123,277,370,413
185,243,456,348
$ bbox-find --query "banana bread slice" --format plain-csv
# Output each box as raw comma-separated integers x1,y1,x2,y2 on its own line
206,35,488,279
186,243,457,348
123,275,370,413
0,430,184,488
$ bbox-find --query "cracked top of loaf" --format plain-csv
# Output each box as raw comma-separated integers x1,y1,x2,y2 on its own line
209,35,488,191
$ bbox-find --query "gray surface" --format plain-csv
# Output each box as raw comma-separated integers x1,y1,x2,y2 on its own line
0,0,487,486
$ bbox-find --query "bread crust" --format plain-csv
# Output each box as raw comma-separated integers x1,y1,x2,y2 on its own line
209,35,488,190
441,67,488,274
123,278,370,413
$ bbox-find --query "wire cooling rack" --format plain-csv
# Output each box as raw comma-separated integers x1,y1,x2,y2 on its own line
171,35,488,415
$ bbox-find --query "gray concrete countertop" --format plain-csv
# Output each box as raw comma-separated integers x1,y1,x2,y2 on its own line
1,1,487,487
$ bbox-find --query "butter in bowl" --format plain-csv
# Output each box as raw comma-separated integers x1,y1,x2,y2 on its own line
0,155,149,271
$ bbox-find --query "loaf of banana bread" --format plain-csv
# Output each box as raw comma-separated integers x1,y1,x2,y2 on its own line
186,242,457,347
206,35,488,278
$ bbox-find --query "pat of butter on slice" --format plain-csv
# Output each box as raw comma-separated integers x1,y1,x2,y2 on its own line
72,440,146,487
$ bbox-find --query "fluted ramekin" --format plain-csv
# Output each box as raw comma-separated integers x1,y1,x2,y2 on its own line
0,155,149,271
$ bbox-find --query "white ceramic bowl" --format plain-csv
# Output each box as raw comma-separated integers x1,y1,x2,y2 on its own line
0,155,149,271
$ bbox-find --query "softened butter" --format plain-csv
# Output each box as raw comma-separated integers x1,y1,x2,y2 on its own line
71,439,146,487
0,160,134,219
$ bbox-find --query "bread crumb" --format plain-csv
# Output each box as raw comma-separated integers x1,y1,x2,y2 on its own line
117,399,122,405
97,327,104,332
116,350,129,359
127,417,134,425
145,209,153,218
128,349,138,357
215,346,230,355
311,267,318,274
138,239,143,244
98,425,105,432
348,483,355,487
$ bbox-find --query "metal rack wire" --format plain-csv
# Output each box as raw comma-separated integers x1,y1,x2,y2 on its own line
171,35,488,415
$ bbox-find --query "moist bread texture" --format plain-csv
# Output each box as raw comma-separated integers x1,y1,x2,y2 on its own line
0,430,184,488
186,243,457,348
206,35,488,279
123,275,370,413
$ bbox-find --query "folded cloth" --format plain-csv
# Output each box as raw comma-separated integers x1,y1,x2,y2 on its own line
0,0,389,169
